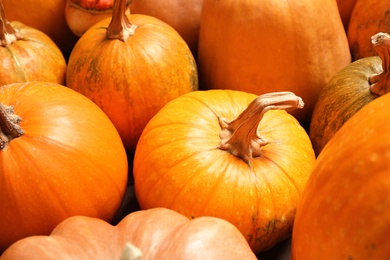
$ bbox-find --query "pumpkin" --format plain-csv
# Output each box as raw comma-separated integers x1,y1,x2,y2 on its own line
130,0,204,58
336,0,358,31
133,90,316,254
348,0,390,61
292,85,390,259
310,32,390,156
1,207,257,259
66,0,198,153
197,0,351,124
0,1,67,85
0,82,128,252
65,0,131,36
1,0,78,56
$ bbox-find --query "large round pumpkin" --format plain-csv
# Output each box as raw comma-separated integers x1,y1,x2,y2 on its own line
0,3,66,85
133,90,316,253
0,82,128,252
292,85,390,259
197,0,351,124
66,0,198,152
2,207,257,259
310,32,390,156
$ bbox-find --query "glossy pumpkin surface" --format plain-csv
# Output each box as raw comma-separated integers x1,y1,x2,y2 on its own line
292,90,390,259
133,90,316,253
0,82,128,252
2,208,257,259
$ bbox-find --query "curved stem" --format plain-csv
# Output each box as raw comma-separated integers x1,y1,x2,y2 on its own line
0,103,24,149
369,32,390,95
218,91,304,164
106,0,137,41
0,0,22,46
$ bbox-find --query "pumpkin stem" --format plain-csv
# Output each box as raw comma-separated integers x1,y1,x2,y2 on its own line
119,242,142,260
0,103,24,149
218,91,304,164
0,0,22,46
106,0,137,41
369,32,390,95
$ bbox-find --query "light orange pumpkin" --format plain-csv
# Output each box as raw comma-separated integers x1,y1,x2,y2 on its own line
0,82,128,252
1,208,257,259
197,0,351,124
0,2,66,85
66,0,198,152
292,86,390,259
133,90,316,253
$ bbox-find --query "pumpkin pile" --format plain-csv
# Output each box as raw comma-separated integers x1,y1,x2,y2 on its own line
1,0,390,258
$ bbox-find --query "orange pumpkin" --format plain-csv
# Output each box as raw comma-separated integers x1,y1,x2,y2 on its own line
66,0,198,152
197,0,351,124
130,0,204,58
348,0,390,61
0,82,128,252
133,90,316,253
1,0,78,56
2,208,257,259
292,86,390,259
336,0,358,31
0,2,66,85
310,32,390,156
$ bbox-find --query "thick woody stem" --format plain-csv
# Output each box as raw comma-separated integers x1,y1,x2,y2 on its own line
218,91,304,164
0,103,24,149
106,0,137,41
0,0,22,46
369,32,390,95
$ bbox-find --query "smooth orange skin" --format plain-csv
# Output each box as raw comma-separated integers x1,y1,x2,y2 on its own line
347,0,390,61
292,92,390,259
130,0,204,58
133,90,316,254
0,82,128,253
197,0,351,124
2,0,79,55
0,21,67,86
2,208,257,260
66,14,198,152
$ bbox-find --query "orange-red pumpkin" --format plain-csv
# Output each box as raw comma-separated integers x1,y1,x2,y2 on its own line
67,0,198,152
0,2,66,85
2,208,257,259
197,0,351,124
0,82,128,252
133,90,316,253
310,32,390,156
292,86,390,259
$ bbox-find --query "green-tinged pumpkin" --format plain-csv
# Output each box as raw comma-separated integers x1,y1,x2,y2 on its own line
66,0,198,152
292,87,390,259
310,32,390,156
133,90,316,254
2,208,257,260
0,82,128,253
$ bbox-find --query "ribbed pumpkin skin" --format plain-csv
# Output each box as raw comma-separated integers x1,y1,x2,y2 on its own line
66,14,198,152
133,90,316,254
310,56,380,156
292,93,390,259
2,208,257,260
0,82,128,253
197,0,351,124
0,22,67,85
348,0,390,61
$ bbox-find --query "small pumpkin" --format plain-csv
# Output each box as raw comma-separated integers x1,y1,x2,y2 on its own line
67,0,198,152
1,208,257,259
0,82,128,252
197,0,351,124
292,86,390,259
310,32,390,156
348,0,390,60
133,90,316,253
0,1,67,85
